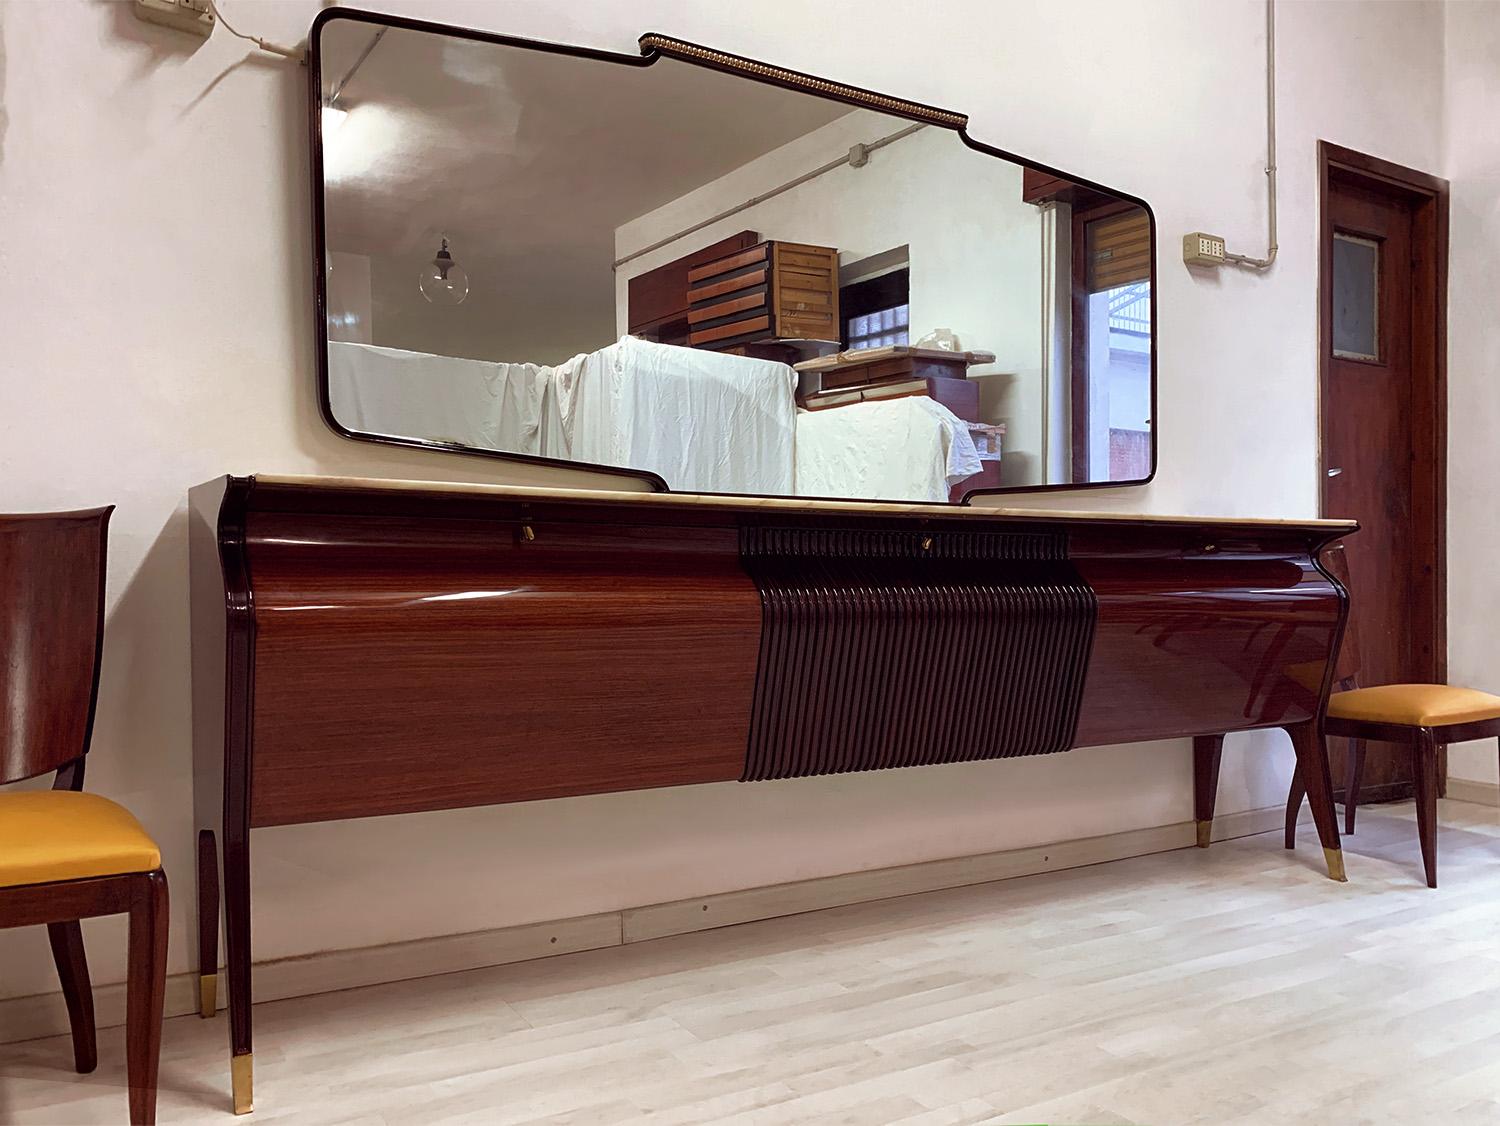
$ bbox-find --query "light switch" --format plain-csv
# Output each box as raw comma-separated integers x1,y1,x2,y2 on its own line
1182,232,1228,268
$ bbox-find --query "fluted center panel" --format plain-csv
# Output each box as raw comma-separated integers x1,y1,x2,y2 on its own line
740,526,1096,781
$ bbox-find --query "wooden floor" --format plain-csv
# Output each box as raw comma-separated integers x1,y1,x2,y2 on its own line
6,799,1500,1125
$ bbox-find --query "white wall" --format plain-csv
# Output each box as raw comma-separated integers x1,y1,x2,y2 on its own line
614,113,1048,481
1443,3,1500,788
0,0,1456,1001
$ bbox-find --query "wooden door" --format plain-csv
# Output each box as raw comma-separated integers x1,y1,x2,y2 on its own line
1319,143,1448,802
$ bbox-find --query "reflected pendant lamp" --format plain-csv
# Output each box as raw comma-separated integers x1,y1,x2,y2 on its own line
419,236,470,305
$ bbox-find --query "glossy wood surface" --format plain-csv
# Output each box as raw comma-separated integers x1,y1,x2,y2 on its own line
0,508,112,784
244,508,761,826
212,477,1352,824
1070,530,1343,746
1323,172,1416,686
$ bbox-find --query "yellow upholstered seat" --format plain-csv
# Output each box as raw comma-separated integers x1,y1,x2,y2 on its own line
1327,683,1500,728
0,791,161,888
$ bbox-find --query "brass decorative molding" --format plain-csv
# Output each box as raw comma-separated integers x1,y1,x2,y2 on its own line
638,34,969,130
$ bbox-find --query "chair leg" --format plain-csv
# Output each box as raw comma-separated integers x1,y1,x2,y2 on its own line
1286,721,1346,880
47,921,97,1073
1193,734,1224,847
1344,738,1367,835
1411,730,1440,889
126,870,168,1126
1285,764,1307,850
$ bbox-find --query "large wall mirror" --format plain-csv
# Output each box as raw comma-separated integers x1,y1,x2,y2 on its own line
311,10,1156,503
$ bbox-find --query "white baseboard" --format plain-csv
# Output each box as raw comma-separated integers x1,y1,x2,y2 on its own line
1446,777,1500,807
0,806,1281,1046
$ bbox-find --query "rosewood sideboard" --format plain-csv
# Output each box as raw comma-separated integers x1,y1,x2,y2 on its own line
188,474,1356,1113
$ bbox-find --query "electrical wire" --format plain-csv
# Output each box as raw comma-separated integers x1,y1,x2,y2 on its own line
1225,0,1278,270
207,0,305,62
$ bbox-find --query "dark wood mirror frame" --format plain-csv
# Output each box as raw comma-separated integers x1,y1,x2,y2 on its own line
308,6,1158,501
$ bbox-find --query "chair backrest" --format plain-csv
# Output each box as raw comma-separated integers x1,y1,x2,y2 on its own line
1320,541,1362,688
0,508,113,786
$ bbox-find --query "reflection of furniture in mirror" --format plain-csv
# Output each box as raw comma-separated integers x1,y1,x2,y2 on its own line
312,11,1158,498
796,344,995,397
326,333,987,502
626,230,759,347
191,473,1356,1113
687,240,839,355
627,235,841,362
795,346,1004,497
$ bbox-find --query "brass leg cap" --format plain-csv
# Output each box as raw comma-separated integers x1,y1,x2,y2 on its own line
232,1052,253,1115
1323,847,1348,883
199,974,217,1019
1195,820,1212,849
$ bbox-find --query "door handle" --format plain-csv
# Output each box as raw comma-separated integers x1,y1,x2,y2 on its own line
1326,467,1343,477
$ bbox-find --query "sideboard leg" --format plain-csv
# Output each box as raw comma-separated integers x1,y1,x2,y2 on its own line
1192,734,1225,847
196,829,219,1019
223,825,253,1114
1286,721,1346,881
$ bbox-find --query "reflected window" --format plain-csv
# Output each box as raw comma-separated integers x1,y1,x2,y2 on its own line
1332,232,1380,362
1089,281,1152,481
841,268,910,350
1074,204,1152,482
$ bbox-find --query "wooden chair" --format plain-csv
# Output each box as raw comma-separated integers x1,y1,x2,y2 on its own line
0,509,168,1125
1286,542,1500,887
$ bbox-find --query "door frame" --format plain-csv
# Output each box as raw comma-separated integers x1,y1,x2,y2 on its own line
1317,140,1449,686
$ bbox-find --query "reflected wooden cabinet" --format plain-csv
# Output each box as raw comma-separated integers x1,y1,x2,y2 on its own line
625,230,759,347
625,234,840,354
687,240,839,351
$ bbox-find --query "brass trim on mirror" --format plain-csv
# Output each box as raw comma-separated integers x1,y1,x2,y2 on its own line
638,34,969,130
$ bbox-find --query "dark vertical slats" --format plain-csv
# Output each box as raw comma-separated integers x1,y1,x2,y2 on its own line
740,526,1097,781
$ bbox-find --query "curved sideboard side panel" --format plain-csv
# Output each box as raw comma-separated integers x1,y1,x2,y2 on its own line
1070,526,1347,748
